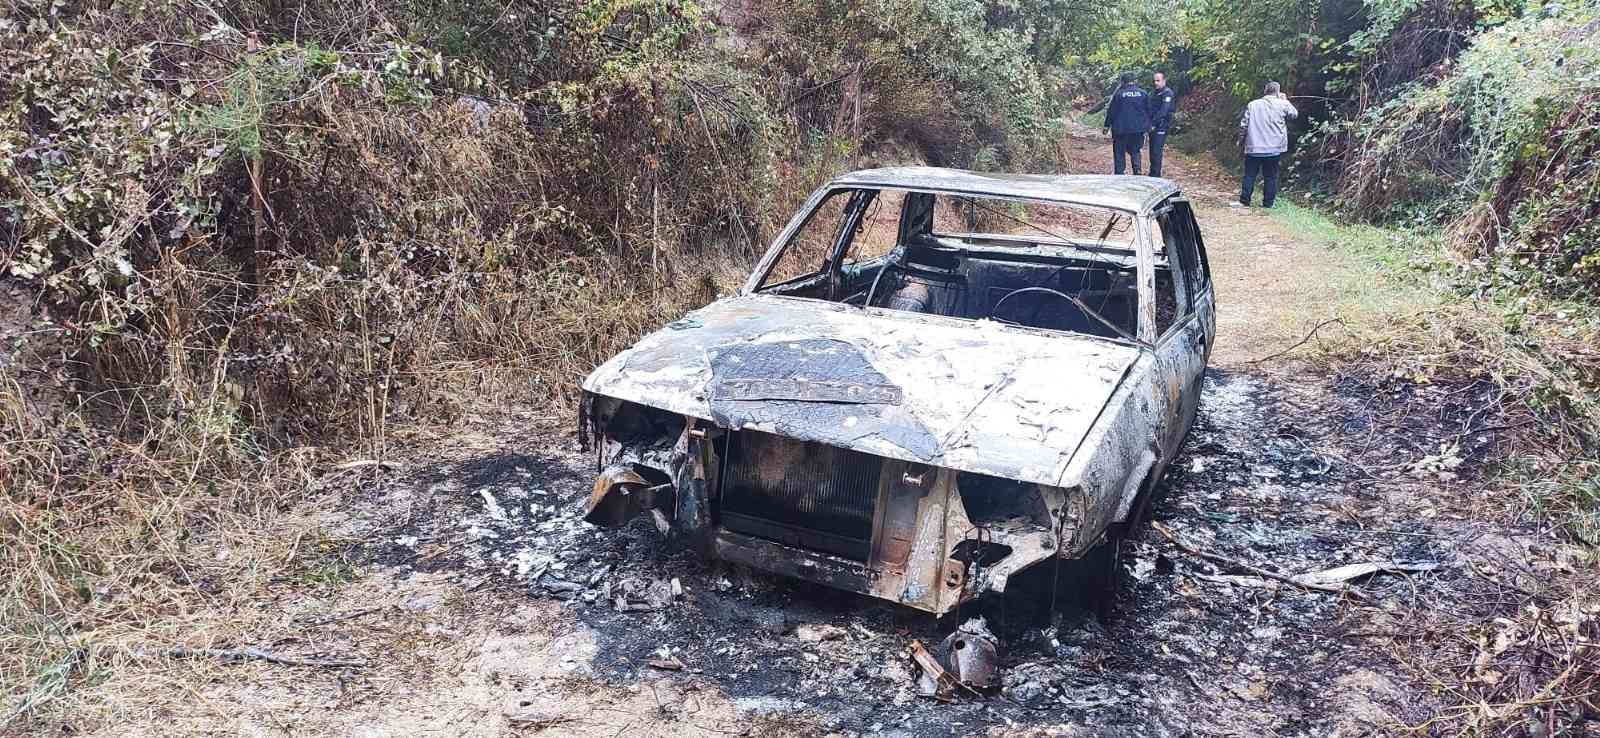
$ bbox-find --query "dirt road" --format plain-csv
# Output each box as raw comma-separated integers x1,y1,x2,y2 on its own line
82,135,1572,737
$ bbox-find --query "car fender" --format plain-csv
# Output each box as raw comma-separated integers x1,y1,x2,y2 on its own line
1111,443,1158,524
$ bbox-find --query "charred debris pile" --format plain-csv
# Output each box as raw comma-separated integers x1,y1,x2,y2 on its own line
338,371,1600,735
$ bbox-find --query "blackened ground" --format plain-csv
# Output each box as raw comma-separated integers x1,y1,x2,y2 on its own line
342,366,1552,737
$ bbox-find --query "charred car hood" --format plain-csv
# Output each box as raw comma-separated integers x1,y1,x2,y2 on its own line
581,294,1142,486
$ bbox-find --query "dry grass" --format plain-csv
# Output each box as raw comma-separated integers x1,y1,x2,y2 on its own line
1147,140,1600,734
0,334,389,732
1258,201,1600,540
1247,199,1600,736
1391,561,1599,736
1,79,778,731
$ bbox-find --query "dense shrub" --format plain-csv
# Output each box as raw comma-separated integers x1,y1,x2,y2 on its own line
1329,3,1600,288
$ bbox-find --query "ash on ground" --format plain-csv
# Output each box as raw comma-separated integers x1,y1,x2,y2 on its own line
342,369,1544,736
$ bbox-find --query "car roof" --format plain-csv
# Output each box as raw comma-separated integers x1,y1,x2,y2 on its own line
828,167,1180,214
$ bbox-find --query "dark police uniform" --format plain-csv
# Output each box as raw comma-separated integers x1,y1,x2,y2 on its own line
1148,86,1176,178
1104,83,1152,175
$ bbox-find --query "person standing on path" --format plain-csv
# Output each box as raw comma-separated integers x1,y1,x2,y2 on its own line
1148,71,1176,178
1237,81,1298,207
1103,71,1152,175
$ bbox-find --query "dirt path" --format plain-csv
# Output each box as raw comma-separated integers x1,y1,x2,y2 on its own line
70,137,1575,738
1056,128,1418,370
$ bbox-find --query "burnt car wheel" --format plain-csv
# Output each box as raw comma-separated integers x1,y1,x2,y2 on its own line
1081,529,1125,618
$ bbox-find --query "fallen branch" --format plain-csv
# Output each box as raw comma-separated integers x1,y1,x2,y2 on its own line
507,712,576,729
1152,522,1367,599
1292,560,1438,587
1246,317,1346,364
333,459,398,472
168,647,365,669
296,606,384,626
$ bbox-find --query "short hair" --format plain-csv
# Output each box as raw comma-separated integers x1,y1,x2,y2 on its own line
1153,71,1166,79
1264,81,1281,95
1121,71,1137,84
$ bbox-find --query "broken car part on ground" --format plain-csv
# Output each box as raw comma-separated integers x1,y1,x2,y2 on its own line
577,167,1217,685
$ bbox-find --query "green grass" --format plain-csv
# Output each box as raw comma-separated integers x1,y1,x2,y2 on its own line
1258,199,1445,347
1268,199,1424,273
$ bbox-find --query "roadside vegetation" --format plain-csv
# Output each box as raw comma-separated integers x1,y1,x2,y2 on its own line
0,0,1087,728
1091,0,1599,547
1267,203,1599,541
2,0,1596,733
1251,201,1600,735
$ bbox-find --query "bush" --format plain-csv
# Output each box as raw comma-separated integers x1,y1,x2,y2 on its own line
1328,3,1600,293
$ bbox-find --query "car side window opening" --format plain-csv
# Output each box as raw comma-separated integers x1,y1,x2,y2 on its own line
841,190,906,265
1173,200,1210,294
1148,210,1191,339
757,186,1144,344
757,190,855,288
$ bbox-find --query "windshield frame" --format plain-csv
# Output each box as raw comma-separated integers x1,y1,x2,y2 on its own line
743,186,1141,293
741,184,1156,348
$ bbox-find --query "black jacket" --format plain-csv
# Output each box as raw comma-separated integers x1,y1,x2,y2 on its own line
1104,83,1152,135
1151,87,1176,132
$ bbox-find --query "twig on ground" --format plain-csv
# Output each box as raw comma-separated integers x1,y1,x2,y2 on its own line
168,646,365,669
1450,419,1537,444
296,606,384,626
333,459,398,472
1152,522,1368,599
507,712,576,729
1246,317,1346,364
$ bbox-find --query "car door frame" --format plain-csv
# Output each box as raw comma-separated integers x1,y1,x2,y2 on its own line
1144,197,1208,463
1163,197,1214,430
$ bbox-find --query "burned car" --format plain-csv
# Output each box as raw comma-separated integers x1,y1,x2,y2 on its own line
580,168,1214,616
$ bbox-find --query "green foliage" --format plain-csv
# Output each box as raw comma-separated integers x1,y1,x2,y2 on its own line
1333,1,1600,293
194,45,331,158
1083,0,1182,70
1344,0,1428,56
1185,0,1324,95
1081,0,1333,98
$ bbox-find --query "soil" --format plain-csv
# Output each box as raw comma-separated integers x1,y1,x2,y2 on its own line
60,133,1591,738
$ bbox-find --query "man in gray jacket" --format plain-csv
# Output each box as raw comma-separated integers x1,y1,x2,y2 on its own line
1237,81,1298,207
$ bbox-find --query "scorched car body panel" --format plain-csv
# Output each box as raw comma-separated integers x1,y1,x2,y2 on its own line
581,294,1141,488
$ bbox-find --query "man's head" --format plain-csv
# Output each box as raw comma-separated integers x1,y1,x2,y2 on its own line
1263,81,1281,97
1120,71,1137,86
1154,71,1167,90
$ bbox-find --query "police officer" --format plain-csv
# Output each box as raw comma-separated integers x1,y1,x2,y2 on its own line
1148,71,1176,178
1102,71,1151,175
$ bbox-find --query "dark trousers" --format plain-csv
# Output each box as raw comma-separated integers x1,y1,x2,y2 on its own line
1112,132,1144,175
1148,131,1168,178
1240,154,1282,207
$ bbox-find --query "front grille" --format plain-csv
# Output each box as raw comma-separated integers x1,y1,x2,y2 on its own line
719,431,883,560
